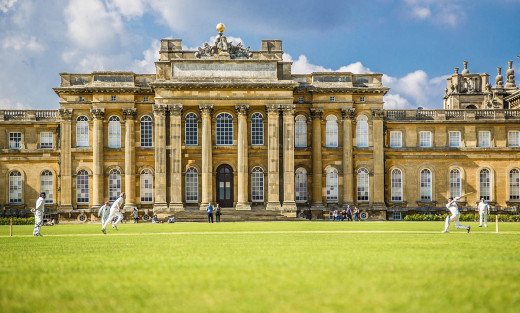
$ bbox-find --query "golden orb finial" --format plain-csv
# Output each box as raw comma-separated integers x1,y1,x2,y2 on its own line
216,23,225,33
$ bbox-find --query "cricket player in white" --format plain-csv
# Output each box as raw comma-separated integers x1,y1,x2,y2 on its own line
32,192,46,236
101,193,125,234
98,201,110,225
478,198,490,227
443,197,471,233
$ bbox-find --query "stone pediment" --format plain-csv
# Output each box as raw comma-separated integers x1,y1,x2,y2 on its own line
195,23,253,59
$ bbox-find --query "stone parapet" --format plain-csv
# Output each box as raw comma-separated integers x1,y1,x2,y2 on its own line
384,109,520,121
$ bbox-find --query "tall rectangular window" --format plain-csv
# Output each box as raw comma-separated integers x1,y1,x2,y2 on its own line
111,95,117,101
140,116,153,147
509,131,520,147
185,113,198,145
449,169,461,198
40,132,53,149
298,97,304,103
143,96,149,102
449,131,461,147
360,96,365,102
419,131,432,147
391,169,402,201
479,169,491,201
251,167,264,202
251,113,264,145
478,131,491,147
41,170,53,204
330,96,335,101
9,132,22,149
420,169,432,201
390,131,402,148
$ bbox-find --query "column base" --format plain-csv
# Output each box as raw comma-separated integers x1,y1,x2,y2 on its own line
342,202,355,209
266,202,281,211
169,202,185,211
124,203,137,211
310,202,325,210
282,201,297,212
200,203,210,211
153,203,169,214
235,202,251,210
371,202,387,210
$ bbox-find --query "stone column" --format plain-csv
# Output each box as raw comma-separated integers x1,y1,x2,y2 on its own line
199,104,214,210
169,104,184,211
58,109,73,209
282,104,297,213
266,104,281,210
235,104,251,210
91,108,105,208
371,108,386,208
153,104,168,212
310,107,324,210
341,107,355,207
123,108,136,209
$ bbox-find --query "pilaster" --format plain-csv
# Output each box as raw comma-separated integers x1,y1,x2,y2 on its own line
58,109,73,209
371,108,386,209
281,104,297,213
199,104,214,210
235,104,251,210
310,107,324,210
341,107,355,207
123,107,137,209
90,107,105,208
153,104,168,212
169,104,184,211
266,104,281,210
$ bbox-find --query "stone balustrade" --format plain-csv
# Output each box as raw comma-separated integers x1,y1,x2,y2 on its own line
0,110,58,121
384,109,520,121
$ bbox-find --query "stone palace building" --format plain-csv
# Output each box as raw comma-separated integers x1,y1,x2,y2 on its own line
1,24,520,221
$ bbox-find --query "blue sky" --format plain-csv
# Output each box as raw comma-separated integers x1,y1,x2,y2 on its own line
0,0,519,110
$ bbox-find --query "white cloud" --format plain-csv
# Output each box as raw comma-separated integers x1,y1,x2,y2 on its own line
402,0,465,27
0,98,28,110
2,35,45,52
384,70,448,108
107,0,147,18
0,0,18,13
412,7,431,19
132,40,161,73
383,94,412,109
283,54,372,75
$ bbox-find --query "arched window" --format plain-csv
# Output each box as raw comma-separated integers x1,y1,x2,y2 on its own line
510,169,520,200
108,116,121,148
41,170,53,204
108,169,121,201
326,168,339,202
185,113,198,145
295,168,308,202
420,169,432,201
251,167,264,202
357,168,369,201
295,115,307,147
391,169,402,201
77,170,89,203
449,169,461,198
9,171,22,204
76,116,89,147
356,115,369,147
140,116,153,147
140,169,153,203
185,167,198,202
251,113,264,145
216,113,233,145
325,115,338,147
479,169,491,201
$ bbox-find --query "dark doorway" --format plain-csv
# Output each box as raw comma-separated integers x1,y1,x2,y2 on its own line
216,164,234,208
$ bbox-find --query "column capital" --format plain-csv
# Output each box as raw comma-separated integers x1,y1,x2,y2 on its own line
310,107,324,120
280,104,296,116
90,107,105,120
266,104,281,116
371,108,385,120
58,108,73,121
341,107,356,120
168,103,183,116
199,104,214,117
122,107,137,120
235,104,250,117
153,104,168,117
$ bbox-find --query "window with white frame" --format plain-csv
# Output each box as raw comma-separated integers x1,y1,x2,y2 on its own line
360,96,365,102
9,171,22,204
295,168,308,202
298,96,304,103
357,168,369,201
391,169,402,201
40,132,53,149
479,169,491,201
393,212,402,221
216,113,233,145
295,115,307,147
76,170,89,203
419,131,432,147
140,169,153,203
390,131,402,148
326,168,339,202
111,95,117,101
510,169,520,200
330,96,335,102
140,116,153,147
108,169,121,201
185,167,198,202
143,96,149,102
76,116,89,147
325,115,338,147
251,167,264,202
251,113,264,145
108,116,121,148
9,132,22,149
478,131,491,147
449,131,461,147
356,115,369,147
420,169,432,201
79,96,85,102
449,169,461,198
41,170,53,204
509,131,520,147
185,113,198,146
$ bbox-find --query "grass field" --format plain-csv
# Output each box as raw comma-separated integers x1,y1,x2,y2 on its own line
1,221,519,313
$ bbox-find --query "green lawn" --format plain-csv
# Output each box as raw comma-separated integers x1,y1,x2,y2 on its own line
1,221,519,313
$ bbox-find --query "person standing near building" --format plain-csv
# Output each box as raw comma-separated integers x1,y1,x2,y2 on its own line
353,206,360,221
98,201,110,225
32,192,46,236
101,193,126,234
443,197,471,233
206,202,214,223
346,205,353,221
478,198,490,227
132,208,139,223
215,203,221,223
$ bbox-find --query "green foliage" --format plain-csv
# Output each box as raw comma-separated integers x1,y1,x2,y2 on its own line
404,213,520,222
403,214,448,221
0,217,34,225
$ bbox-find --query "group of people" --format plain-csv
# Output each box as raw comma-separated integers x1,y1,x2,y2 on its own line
205,203,222,223
332,206,361,221
443,197,490,233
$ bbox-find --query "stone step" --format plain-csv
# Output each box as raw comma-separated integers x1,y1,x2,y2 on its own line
171,209,306,222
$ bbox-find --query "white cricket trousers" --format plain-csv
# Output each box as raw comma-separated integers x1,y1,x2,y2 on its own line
33,210,43,236
479,212,488,227
101,207,123,230
444,212,470,232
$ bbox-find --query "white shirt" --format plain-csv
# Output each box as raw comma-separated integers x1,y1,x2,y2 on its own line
111,197,124,211
446,197,460,215
478,201,489,214
35,197,45,213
